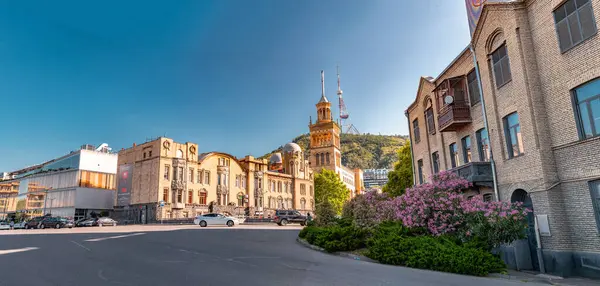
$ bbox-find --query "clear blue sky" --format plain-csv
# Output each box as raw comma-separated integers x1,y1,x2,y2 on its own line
0,0,471,171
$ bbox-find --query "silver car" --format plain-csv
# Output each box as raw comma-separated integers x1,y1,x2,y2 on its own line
193,213,238,227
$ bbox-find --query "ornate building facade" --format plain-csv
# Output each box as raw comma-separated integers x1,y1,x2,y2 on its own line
309,70,364,198
116,137,314,220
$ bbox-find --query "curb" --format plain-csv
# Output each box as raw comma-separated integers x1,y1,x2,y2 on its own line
488,273,557,285
295,237,377,263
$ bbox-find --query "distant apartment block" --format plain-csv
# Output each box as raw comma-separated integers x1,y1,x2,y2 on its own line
363,169,391,189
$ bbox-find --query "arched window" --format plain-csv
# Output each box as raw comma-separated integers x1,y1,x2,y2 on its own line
198,190,207,205
326,153,330,164
320,153,325,165
277,196,283,209
176,149,183,158
237,192,245,207
315,154,320,165
300,198,306,210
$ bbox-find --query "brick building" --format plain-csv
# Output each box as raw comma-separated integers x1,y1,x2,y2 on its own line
406,0,600,278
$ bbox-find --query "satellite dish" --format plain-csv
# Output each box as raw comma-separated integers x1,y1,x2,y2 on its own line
444,95,454,105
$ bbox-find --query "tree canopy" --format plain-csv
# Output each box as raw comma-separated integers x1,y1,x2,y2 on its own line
314,169,349,215
382,141,413,197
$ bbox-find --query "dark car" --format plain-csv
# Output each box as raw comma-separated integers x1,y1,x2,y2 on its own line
39,217,73,229
273,210,307,226
24,216,46,229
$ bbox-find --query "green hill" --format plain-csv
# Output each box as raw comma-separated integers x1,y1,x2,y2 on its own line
261,133,407,170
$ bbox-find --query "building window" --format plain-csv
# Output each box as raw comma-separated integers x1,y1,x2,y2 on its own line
491,44,512,88
417,160,424,184
449,143,459,168
143,152,146,159
271,180,275,192
149,151,152,157
503,112,524,158
236,175,240,187
413,119,420,143
315,154,320,166
164,165,170,180
425,108,435,135
300,184,306,195
300,198,306,210
310,186,313,196
554,0,597,53
326,153,330,164
432,152,440,174
163,188,169,202
189,168,194,183
177,190,183,203
204,172,210,185
573,78,600,139
467,69,481,105
198,191,207,205
278,181,282,193
188,190,193,204
589,180,600,231
320,153,325,165
483,194,493,202
176,149,183,158
476,128,490,162
197,170,201,183
178,167,184,181
461,136,472,164
238,192,244,207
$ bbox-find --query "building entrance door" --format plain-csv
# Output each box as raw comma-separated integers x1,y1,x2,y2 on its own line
511,189,539,271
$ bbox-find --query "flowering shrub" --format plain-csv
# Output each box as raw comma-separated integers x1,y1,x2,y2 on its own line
342,171,529,248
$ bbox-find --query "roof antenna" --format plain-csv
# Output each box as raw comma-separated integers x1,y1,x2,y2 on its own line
321,70,325,98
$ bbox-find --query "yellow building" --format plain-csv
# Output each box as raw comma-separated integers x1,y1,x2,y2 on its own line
309,70,364,198
115,138,314,221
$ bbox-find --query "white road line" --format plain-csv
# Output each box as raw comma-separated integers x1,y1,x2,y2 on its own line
0,247,39,255
84,232,146,242
71,240,91,251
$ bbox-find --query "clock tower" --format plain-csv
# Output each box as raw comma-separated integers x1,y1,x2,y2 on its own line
309,70,342,173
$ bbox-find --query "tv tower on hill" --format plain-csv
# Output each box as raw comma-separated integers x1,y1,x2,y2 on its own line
337,66,360,135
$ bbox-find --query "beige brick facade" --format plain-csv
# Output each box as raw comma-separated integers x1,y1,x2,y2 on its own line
406,0,600,278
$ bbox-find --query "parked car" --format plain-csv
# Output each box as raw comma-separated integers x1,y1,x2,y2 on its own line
13,221,26,229
77,218,97,227
0,222,10,230
24,216,46,229
194,213,239,227
96,217,117,227
39,217,73,229
273,210,307,226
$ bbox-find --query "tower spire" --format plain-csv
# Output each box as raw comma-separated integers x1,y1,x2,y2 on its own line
337,65,342,96
318,70,329,103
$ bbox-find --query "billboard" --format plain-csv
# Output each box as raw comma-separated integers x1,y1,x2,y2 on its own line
465,0,515,35
116,164,133,206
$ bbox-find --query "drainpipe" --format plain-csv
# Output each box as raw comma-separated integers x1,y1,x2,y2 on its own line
469,44,500,202
404,111,416,186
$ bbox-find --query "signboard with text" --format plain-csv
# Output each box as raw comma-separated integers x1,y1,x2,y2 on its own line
116,164,133,206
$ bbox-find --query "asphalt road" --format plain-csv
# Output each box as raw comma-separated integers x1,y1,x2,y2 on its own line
0,225,542,286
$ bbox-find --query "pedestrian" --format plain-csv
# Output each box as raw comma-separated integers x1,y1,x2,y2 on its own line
306,212,312,222
9,220,14,230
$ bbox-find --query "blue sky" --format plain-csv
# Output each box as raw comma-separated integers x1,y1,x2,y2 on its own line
0,0,471,171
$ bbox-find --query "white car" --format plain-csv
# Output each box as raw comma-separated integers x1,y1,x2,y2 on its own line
13,222,26,229
194,213,239,227
0,222,10,230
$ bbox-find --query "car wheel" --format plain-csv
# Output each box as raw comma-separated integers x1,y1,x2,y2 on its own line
200,221,207,227
280,219,288,226
226,220,234,227
300,221,306,226
40,224,45,229
55,224,61,229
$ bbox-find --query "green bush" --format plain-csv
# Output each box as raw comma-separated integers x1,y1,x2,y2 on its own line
299,225,368,253
367,232,505,276
315,201,337,227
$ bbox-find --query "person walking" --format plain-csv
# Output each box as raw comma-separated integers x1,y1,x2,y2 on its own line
306,212,312,223
9,220,14,230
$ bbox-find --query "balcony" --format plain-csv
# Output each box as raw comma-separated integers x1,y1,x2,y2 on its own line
451,162,493,187
172,202,185,209
438,101,472,132
434,76,472,132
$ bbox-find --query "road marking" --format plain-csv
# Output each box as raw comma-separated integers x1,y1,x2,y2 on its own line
71,240,91,252
0,247,39,255
85,232,145,242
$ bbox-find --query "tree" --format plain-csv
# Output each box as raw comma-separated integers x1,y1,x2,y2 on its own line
382,141,413,196
314,169,349,215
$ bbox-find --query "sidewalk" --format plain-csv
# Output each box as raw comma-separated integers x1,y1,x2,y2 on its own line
489,270,600,286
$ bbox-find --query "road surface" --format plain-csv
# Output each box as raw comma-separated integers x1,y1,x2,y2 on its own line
0,225,542,286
